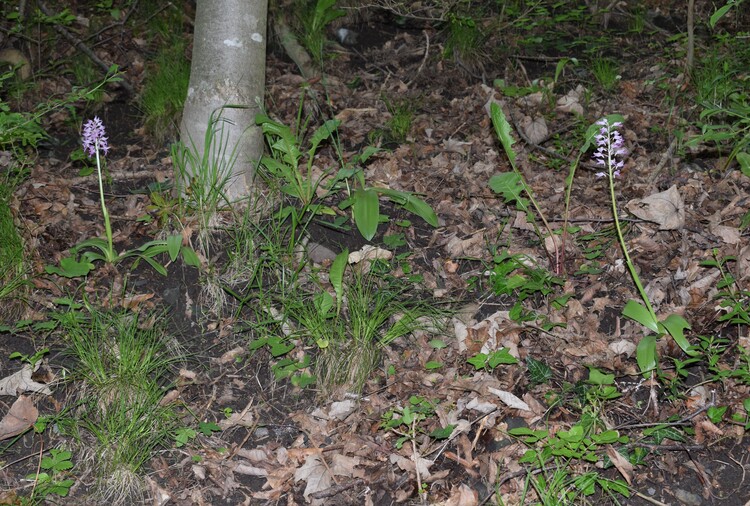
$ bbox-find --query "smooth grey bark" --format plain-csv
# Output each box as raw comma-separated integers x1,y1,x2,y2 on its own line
180,0,268,202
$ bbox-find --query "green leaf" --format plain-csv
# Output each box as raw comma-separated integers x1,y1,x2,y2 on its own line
45,257,94,278
308,119,341,159
429,424,456,439
489,102,516,165
622,300,659,333
489,172,523,204
735,151,750,177
329,249,348,314
428,339,447,349
488,348,519,368
707,405,727,424
710,3,735,28
660,314,696,356
467,353,488,370
636,334,657,374
587,367,615,386
508,427,549,444
352,188,379,240
166,234,181,262
269,339,294,357
376,188,438,227
180,246,201,267
425,360,442,370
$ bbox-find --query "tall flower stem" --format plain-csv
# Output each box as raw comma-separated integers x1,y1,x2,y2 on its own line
606,162,656,322
93,145,115,262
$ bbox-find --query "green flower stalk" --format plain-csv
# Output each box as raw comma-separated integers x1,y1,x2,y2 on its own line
82,117,116,262
594,119,654,318
595,118,694,373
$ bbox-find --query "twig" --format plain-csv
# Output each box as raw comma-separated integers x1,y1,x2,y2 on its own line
35,0,134,95
647,135,678,187
614,390,716,430
406,29,430,87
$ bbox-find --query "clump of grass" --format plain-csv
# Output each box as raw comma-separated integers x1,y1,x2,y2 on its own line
443,14,488,73
591,56,620,92
56,304,183,504
0,177,28,321
140,43,190,145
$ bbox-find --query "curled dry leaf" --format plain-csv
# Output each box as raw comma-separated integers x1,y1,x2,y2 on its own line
0,365,52,396
0,395,37,440
520,115,549,145
626,185,685,230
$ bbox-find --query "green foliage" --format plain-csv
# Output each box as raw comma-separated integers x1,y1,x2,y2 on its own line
590,56,619,92
381,395,453,449
27,449,75,501
489,102,559,270
172,106,245,257
298,0,345,65
467,348,518,370
141,44,190,144
55,304,183,487
256,112,437,241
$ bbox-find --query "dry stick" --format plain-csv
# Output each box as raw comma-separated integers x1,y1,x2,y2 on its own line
405,29,430,88
647,135,678,187
35,0,135,95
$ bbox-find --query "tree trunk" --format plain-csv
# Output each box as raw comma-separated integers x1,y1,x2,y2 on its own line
180,0,268,202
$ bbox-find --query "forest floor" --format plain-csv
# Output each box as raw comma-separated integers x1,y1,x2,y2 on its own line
1,1,750,505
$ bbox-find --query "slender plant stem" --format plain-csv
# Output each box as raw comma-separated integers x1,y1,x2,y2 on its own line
605,137,656,321
94,143,115,261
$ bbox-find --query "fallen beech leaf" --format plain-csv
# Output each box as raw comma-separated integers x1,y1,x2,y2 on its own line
486,387,530,411
626,185,684,230
521,115,548,144
0,395,38,440
0,365,53,396
348,245,392,264
294,454,332,500
606,445,633,485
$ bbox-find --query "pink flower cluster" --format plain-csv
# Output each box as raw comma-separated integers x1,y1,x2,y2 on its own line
593,118,627,179
82,116,110,158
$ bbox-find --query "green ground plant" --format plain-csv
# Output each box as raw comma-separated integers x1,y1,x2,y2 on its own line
0,176,27,320
590,56,619,92
297,0,345,66
26,448,75,503
46,117,199,278
256,110,437,241
140,43,190,144
55,303,183,504
172,106,246,258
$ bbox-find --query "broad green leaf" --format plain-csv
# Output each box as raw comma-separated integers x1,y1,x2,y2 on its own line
488,348,519,368
428,339,447,349
622,300,659,333
308,119,341,159
710,3,735,28
45,257,94,278
166,234,181,262
429,424,456,439
313,291,334,316
425,360,442,370
376,188,438,227
489,172,524,204
636,334,657,374
659,314,696,356
352,188,379,240
587,367,615,386
490,102,516,165
180,246,201,267
330,249,348,314
467,353,488,369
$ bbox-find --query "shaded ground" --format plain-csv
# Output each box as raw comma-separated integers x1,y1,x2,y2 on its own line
2,0,750,504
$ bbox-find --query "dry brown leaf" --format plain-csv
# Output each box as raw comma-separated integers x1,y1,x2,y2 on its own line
294,454,332,500
626,185,684,230
0,365,53,396
521,115,549,144
606,445,634,485
0,395,37,440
